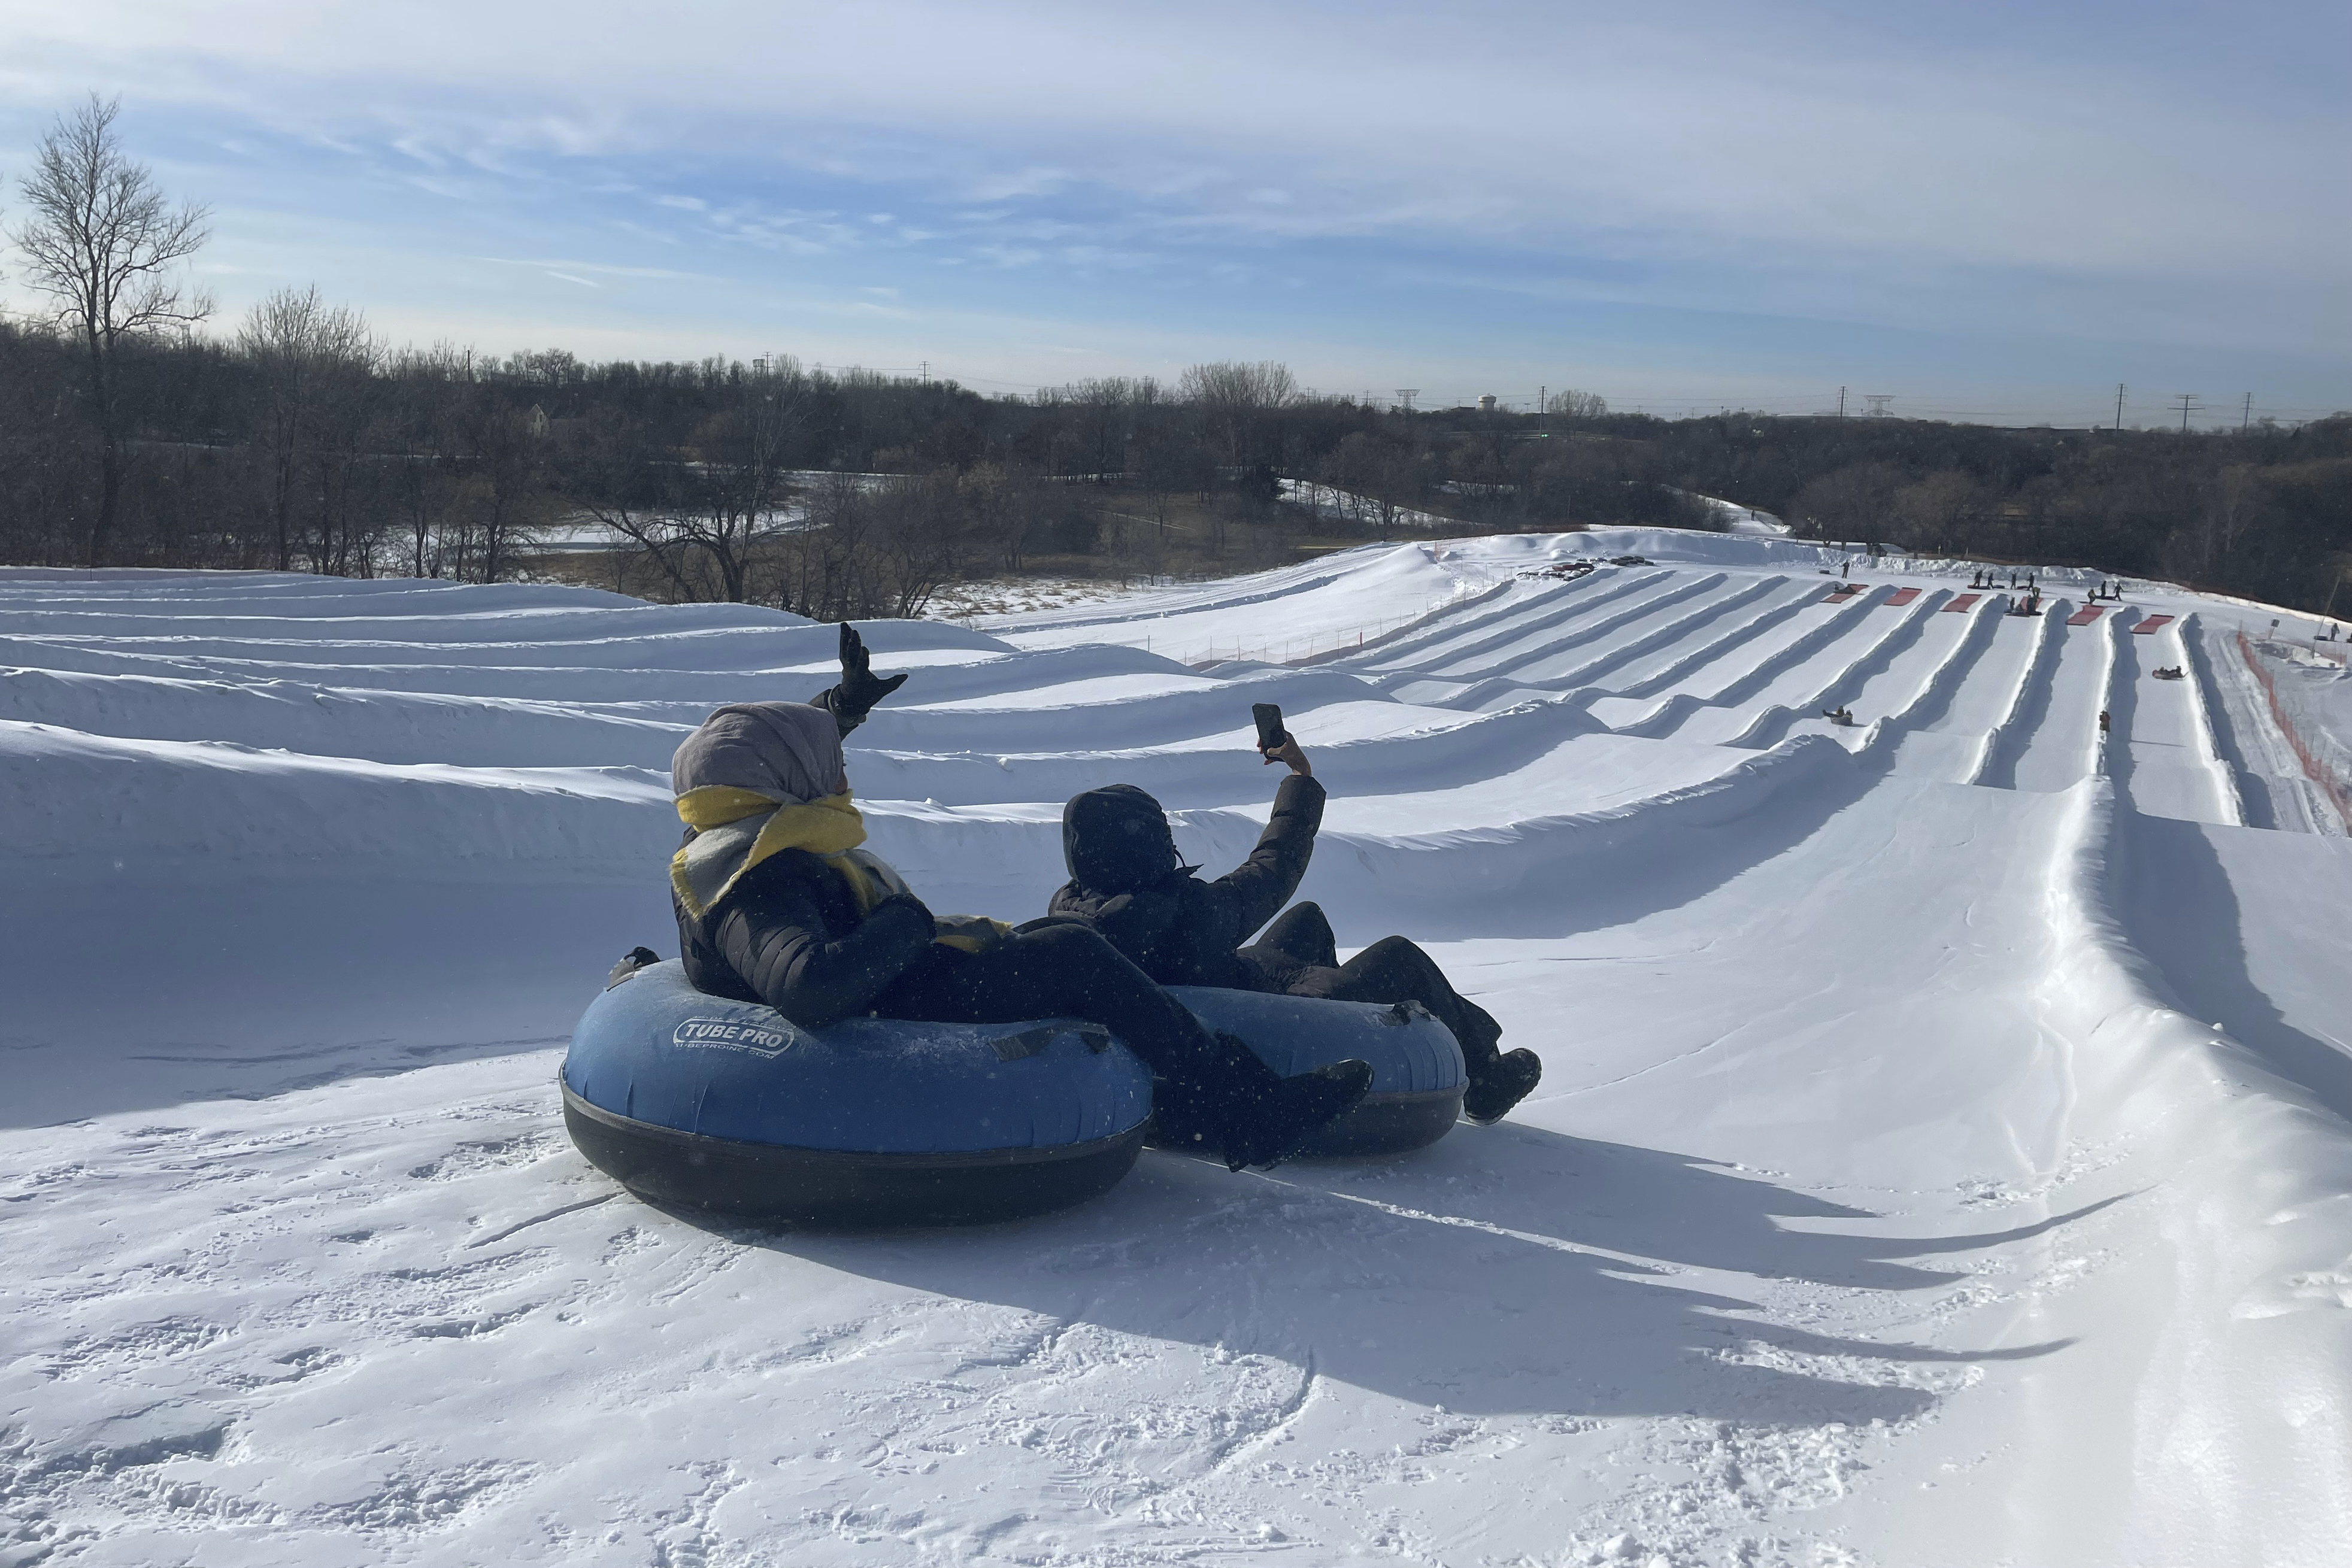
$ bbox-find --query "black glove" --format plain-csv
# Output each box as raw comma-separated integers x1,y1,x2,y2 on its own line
839,624,907,711
817,623,908,736
605,946,662,989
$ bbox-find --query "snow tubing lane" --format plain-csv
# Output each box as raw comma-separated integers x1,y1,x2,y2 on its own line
561,961,1153,1226
1167,986,1466,1158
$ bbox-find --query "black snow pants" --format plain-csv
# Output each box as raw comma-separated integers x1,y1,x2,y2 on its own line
874,920,1231,1088
1238,902,1504,1073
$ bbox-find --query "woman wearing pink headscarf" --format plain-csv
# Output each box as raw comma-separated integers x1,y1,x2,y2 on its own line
665,626,1369,1173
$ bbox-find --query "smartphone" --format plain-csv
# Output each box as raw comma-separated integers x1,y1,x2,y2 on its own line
1252,702,1290,753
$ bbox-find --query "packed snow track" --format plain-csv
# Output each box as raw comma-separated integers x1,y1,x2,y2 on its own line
5,529,2351,1567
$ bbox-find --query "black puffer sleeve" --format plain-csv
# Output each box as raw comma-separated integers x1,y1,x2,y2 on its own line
710,879,936,1029
1211,772,1326,945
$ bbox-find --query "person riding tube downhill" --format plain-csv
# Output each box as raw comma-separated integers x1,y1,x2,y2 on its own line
1048,730,1542,1124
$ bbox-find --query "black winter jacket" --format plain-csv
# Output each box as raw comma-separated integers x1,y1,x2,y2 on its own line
1045,773,1326,989
675,848,936,1029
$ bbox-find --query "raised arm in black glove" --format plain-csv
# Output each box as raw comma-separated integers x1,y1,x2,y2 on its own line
811,623,910,738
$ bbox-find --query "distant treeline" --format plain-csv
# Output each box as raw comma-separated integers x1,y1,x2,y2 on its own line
7,314,2348,614
1648,409,2352,614
0,317,1726,615
4,95,2348,617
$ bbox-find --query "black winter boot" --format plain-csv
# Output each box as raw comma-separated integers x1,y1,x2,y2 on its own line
1462,1048,1542,1125
1154,1032,1372,1172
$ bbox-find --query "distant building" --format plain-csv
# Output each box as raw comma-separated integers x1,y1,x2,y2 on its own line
1477,394,1497,413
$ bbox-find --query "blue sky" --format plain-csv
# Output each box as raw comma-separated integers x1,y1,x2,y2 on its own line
1,0,2343,426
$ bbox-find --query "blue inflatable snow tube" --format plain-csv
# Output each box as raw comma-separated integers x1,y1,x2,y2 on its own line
1170,987,1466,1158
561,960,1154,1226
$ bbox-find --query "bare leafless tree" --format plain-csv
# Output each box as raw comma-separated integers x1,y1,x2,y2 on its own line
959,462,1041,572
1321,430,1423,538
1546,389,1609,420
10,95,211,563
1060,376,1162,478
430,399,537,583
576,360,806,600
1180,360,1296,475
238,284,375,571
869,473,969,617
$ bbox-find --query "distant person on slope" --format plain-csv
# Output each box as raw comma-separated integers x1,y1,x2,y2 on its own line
665,626,1369,1172
1045,733,1543,1125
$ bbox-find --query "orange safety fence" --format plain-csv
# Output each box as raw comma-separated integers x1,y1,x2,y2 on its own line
2236,630,2352,830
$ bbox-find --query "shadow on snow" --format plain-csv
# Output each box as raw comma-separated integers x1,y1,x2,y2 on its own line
665,1121,2084,1429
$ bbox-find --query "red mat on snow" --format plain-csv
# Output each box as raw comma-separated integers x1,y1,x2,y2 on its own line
2066,605,2105,626
1884,587,1921,606
1944,593,1981,612
2132,614,2175,634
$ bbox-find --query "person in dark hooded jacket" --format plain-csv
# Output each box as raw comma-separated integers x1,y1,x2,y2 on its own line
1047,735,1543,1124
664,625,1371,1172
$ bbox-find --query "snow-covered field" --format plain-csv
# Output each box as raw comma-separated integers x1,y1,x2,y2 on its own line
5,529,2351,1567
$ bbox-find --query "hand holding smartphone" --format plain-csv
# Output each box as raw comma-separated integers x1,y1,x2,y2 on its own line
1253,703,1311,777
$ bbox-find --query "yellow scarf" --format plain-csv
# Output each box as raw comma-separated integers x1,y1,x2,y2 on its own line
669,785,1009,951
671,787,893,920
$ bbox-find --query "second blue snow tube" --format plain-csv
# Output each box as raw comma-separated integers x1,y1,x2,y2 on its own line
562,960,1154,1226
1169,986,1466,1158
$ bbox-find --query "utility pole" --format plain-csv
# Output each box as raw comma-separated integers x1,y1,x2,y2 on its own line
2114,383,2126,430
2242,392,2253,432
1395,389,1419,414
2174,393,2200,432
919,359,929,387
1838,386,1847,417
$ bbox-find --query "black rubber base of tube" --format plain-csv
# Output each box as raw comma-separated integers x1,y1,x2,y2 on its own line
562,1085,1146,1227
1147,1087,1465,1162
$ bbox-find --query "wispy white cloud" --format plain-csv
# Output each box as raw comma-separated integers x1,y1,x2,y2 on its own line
478,257,707,281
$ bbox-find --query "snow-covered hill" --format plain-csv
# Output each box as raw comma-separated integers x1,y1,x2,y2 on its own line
5,532,2350,1567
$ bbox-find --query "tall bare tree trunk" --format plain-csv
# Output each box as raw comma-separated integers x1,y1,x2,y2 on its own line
10,96,211,567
